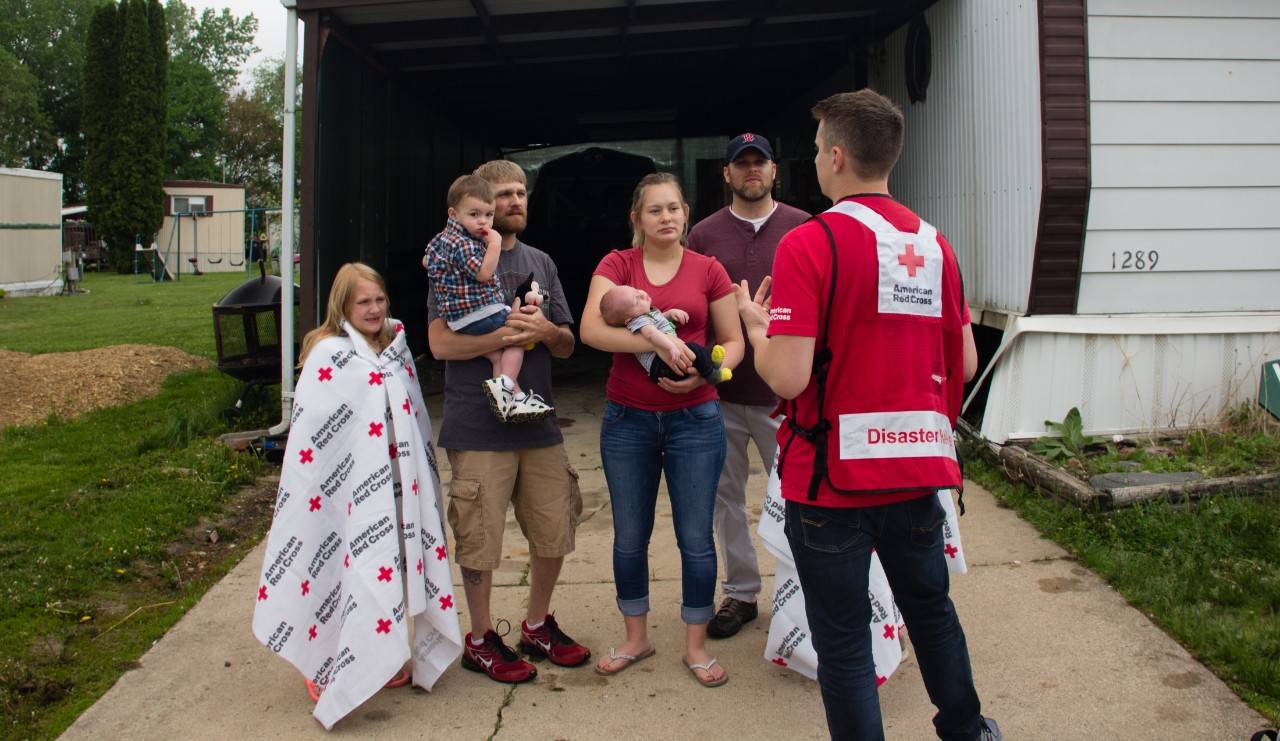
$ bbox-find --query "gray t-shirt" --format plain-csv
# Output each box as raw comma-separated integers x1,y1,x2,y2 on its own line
427,239,573,451
625,308,675,374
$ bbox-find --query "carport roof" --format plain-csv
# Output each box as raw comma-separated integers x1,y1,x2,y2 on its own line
296,0,934,145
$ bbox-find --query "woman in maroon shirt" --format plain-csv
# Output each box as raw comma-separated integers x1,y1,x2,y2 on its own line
581,173,744,687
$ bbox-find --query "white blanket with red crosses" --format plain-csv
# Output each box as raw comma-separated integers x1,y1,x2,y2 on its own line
252,319,461,729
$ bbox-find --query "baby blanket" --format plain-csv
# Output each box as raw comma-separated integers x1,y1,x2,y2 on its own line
252,319,462,729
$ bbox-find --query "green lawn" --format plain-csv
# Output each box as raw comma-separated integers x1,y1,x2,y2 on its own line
0,272,278,738
0,271,250,359
968,460,1280,724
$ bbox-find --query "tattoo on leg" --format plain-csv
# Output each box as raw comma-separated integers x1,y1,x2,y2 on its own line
461,567,485,585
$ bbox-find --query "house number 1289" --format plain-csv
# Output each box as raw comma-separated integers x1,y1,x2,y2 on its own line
1111,250,1159,270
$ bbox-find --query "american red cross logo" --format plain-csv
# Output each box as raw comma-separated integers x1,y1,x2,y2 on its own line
368,421,384,438
771,657,787,667
377,566,393,582
257,585,268,601
308,624,317,641
318,367,333,382
435,546,447,561
348,501,352,516
439,594,454,610
299,448,314,464
368,371,383,386
883,624,896,640
343,553,350,568
388,443,397,459
897,243,925,277
394,322,404,334
944,543,958,559
411,479,419,495
375,618,392,634
416,558,423,574
308,496,321,512
405,363,414,380
402,398,411,414
301,580,310,596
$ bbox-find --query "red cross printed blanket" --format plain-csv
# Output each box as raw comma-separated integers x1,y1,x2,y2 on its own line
758,459,966,681
252,320,461,729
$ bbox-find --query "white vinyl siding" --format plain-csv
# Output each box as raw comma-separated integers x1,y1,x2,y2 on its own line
873,0,1042,316
1079,1,1280,313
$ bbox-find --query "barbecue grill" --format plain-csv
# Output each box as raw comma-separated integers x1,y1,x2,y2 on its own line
212,262,298,382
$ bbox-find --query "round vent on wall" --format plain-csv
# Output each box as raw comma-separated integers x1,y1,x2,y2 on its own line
904,16,932,103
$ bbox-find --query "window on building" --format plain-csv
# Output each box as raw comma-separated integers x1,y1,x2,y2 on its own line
171,195,211,215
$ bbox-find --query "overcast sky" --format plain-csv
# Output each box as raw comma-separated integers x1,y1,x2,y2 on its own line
182,0,297,83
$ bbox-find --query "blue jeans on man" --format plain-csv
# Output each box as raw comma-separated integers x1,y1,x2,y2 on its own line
600,399,726,624
784,494,985,741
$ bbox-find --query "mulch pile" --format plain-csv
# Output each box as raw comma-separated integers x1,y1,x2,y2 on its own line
0,344,209,428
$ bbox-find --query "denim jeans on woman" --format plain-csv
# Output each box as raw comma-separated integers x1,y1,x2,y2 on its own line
784,494,984,741
600,399,726,624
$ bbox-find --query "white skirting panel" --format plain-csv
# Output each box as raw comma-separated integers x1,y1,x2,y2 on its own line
976,314,1280,442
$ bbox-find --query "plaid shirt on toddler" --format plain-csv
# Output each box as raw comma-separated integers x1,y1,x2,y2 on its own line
424,218,508,325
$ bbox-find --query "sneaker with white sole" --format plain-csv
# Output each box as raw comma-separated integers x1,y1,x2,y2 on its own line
507,391,554,424
482,377,516,421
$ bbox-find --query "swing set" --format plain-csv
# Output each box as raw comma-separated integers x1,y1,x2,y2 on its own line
137,207,296,281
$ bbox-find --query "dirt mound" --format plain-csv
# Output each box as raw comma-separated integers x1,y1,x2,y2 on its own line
0,344,210,428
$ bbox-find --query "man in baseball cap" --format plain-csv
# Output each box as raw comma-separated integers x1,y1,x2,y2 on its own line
686,133,809,639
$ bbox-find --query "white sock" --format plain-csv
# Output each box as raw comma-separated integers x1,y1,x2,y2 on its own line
525,618,544,630
469,633,485,646
513,391,528,402
498,375,515,391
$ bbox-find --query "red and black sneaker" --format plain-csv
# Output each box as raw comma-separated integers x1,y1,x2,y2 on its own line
520,614,592,667
461,629,537,683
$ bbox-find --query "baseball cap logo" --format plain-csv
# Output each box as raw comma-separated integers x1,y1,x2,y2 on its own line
742,133,755,142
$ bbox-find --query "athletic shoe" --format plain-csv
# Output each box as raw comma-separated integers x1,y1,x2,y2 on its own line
461,629,537,683
520,614,591,667
482,377,516,421
706,597,758,639
507,391,554,424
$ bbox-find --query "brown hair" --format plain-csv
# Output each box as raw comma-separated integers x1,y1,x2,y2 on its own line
446,174,494,208
299,262,395,363
628,172,689,247
810,89,904,180
473,160,527,186
599,285,639,327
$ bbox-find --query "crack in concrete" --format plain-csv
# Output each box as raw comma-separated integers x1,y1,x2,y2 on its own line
487,683,517,741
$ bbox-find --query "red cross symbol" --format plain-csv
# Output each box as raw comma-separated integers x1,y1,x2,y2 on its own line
394,322,404,334
299,448,315,464
318,367,333,382
343,553,350,569
368,421,384,438
435,546,447,561
876,676,887,687
308,624,317,641
257,585,268,601
944,543,958,559
308,496,321,512
771,657,787,667
375,618,392,634
411,479,419,495
883,624,896,640
439,594,454,610
405,363,415,380
347,501,352,516
402,398,411,414
301,580,310,596
388,443,398,459
416,558,423,574
368,371,383,386
377,566,393,582
897,243,925,277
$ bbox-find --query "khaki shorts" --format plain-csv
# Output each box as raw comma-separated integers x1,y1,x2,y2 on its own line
445,445,582,571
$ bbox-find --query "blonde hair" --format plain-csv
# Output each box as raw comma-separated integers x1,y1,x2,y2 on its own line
473,160,527,186
299,262,395,364
599,285,638,327
629,172,689,247
447,174,494,208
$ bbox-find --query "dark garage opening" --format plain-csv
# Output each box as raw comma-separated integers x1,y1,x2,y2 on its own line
295,0,938,354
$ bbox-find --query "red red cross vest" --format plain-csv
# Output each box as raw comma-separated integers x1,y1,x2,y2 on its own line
780,199,965,500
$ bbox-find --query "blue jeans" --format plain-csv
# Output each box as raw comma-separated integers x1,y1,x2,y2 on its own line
785,495,984,741
600,399,726,624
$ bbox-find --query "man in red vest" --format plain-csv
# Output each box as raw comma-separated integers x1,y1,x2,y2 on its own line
735,89,999,740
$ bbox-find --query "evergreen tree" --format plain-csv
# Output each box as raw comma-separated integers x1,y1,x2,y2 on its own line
82,2,122,265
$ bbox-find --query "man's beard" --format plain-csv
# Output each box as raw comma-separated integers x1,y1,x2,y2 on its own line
731,181,771,202
494,212,527,236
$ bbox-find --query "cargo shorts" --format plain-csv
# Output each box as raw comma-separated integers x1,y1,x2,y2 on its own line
445,445,583,571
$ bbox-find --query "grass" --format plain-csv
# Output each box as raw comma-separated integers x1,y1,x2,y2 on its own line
968,458,1280,724
0,272,282,738
0,271,252,359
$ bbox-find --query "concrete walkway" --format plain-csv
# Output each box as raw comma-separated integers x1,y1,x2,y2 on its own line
62,383,1270,740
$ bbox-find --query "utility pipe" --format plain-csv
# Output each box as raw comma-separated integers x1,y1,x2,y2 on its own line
269,0,299,437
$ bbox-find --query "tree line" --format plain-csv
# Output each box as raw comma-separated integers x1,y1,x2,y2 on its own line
1,0,298,269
